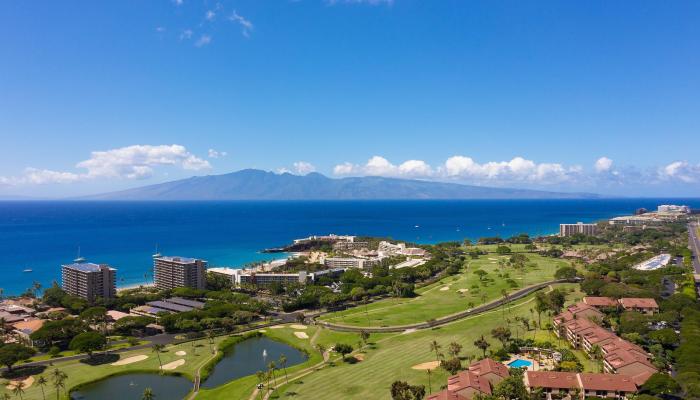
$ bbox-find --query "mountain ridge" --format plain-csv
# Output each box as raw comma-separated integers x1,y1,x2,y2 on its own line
78,169,602,200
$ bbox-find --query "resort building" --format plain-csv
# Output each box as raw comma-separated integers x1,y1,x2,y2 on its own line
657,204,690,213
153,256,207,291
618,298,659,314
293,234,356,245
524,371,638,399
427,358,509,400
583,297,619,308
61,262,117,301
378,241,428,257
130,297,205,317
209,267,310,287
323,256,383,270
553,302,656,386
559,222,598,237
332,241,369,251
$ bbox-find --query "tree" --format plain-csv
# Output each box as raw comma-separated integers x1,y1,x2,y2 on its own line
316,343,326,363
473,269,488,282
390,381,426,400
554,266,578,280
441,357,462,374
359,330,370,348
590,345,603,372
279,354,289,384
152,344,165,371
51,369,67,400
0,344,36,371
142,388,155,400
429,340,442,363
255,371,265,399
496,246,512,255
490,326,512,348
37,376,48,400
641,373,681,396
12,381,25,400
335,343,353,361
534,292,548,330
69,331,106,358
268,361,277,387
474,335,490,358
493,369,528,400
447,342,463,358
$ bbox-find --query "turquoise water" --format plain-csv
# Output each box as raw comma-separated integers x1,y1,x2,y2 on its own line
508,359,533,368
1,199,698,295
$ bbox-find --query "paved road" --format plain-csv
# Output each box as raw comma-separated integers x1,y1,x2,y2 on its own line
689,221,700,274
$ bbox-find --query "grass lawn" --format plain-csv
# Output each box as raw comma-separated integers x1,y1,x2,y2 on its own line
22,340,150,363
196,324,365,400
2,335,228,400
269,283,582,400
318,253,570,327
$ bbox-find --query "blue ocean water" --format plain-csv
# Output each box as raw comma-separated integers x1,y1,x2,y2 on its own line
0,199,698,295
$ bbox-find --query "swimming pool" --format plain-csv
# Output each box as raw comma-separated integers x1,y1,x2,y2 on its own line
507,359,533,368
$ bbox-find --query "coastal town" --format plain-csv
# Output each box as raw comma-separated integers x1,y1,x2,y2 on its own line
0,204,699,400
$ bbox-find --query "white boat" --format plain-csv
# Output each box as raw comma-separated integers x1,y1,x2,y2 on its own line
23,268,33,273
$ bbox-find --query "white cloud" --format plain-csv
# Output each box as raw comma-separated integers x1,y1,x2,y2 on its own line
0,145,211,185
156,26,166,33
172,0,183,5
205,10,216,21
293,161,316,175
334,155,580,184
195,35,212,47
659,161,700,183
208,149,227,159
594,157,613,173
180,29,193,40
229,11,253,37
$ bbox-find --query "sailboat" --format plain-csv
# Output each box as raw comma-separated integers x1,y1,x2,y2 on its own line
22,268,33,273
152,244,162,259
73,246,86,263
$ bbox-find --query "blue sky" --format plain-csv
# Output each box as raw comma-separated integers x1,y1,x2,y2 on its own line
1,0,699,197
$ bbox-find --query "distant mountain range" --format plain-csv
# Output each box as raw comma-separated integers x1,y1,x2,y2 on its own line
80,169,601,200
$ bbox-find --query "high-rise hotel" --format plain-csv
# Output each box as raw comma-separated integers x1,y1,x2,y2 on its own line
61,262,117,301
153,256,207,291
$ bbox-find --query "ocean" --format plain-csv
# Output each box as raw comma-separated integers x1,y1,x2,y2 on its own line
0,199,698,295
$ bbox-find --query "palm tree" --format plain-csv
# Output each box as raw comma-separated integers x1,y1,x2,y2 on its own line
255,371,265,400
429,340,442,363
268,361,277,387
51,369,67,400
447,342,462,358
426,368,432,394
152,344,165,371
37,376,48,400
206,330,215,354
3,393,11,400
32,281,42,297
279,354,288,384
474,335,490,358
142,387,155,400
12,381,25,400
316,344,326,363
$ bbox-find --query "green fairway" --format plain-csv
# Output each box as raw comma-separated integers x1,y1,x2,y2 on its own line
270,283,583,400
318,253,570,327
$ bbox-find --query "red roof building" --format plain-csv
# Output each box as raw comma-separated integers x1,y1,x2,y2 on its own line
583,297,618,308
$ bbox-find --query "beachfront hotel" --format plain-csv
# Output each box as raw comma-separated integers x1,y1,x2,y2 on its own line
61,262,117,301
559,222,598,237
153,256,207,291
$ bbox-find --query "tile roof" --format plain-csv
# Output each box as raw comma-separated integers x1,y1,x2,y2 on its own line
426,390,469,400
619,298,659,309
583,297,618,307
468,358,510,379
447,371,492,395
578,373,637,392
525,371,580,389
12,319,45,334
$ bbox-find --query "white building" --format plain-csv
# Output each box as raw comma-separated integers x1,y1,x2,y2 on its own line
657,204,690,214
209,267,308,286
323,257,383,270
293,234,356,245
378,241,428,257
559,222,598,237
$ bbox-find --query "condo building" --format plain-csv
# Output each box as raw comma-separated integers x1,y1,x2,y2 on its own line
153,256,207,291
61,262,116,301
560,222,598,237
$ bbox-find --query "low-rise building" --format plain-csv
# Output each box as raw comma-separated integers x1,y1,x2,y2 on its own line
130,297,205,317
378,241,428,257
13,319,45,347
332,241,368,251
427,358,508,400
619,298,659,314
524,371,638,399
323,257,383,270
583,297,619,308
560,222,598,237
293,234,356,245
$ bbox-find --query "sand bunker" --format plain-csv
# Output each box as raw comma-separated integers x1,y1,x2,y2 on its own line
402,328,417,335
175,351,187,356
488,258,498,261
162,359,186,370
439,286,450,291
290,324,307,330
457,289,469,293
6,376,34,390
111,355,148,366
270,325,284,329
411,361,440,370
258,329,267,333
354,353,365,361
294,331,309,339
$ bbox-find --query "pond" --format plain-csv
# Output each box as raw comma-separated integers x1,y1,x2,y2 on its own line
70,373,192,400
201,335,308,388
